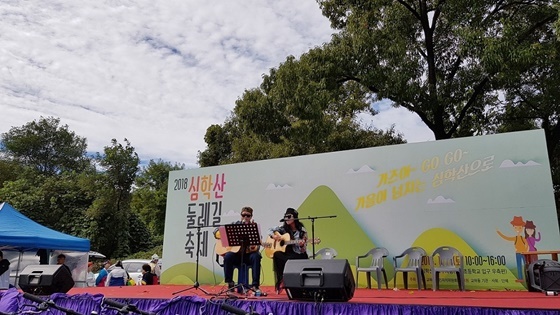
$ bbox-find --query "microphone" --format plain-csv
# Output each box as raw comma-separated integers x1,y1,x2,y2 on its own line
220,303,248,315
103,298,155,315
22,293,51,305
279,217,300,222
23,293,82,315
102,298,127,310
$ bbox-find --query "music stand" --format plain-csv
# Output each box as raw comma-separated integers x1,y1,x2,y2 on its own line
218,223,262,295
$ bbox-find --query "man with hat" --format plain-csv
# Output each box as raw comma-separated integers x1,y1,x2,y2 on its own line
497,216,528,281
149,254,161,281
268,208,311,294
214,206,263,294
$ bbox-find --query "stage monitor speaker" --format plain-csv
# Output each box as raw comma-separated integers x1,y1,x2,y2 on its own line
283,259,355,302
527,259,560,293
18,264,75,295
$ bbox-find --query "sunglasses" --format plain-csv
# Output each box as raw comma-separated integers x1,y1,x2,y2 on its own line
284,215,294,219
241,213,252,217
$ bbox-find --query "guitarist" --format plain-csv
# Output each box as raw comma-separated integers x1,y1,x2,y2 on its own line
268,208,309,294
213,206,262,293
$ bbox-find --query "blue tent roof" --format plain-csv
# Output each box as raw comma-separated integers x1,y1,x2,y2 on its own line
0,202,90,252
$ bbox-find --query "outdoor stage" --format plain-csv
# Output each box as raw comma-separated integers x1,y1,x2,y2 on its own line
2,285,560,315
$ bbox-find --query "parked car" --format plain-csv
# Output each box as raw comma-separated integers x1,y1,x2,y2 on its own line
122,259,150,283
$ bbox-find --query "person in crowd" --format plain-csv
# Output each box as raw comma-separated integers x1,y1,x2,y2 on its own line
95,260,111,287
141,263,156,285
126,272,135,286
149,254,161,280
86,262,96,287
0,250,11,290
214,206,262,293
268,208,309,294
106,260,128,286
36,249,48,265
57,254,72,274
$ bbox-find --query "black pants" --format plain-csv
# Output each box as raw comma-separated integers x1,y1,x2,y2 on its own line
273,246,308,288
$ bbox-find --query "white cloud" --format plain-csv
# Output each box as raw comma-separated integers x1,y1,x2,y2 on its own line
346,165,375,174
427,196,455,204
223,210,238,217
266,183,292,190
0,1,433,168
499,160,541,168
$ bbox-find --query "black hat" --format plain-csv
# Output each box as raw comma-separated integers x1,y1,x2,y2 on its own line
284,208,298,218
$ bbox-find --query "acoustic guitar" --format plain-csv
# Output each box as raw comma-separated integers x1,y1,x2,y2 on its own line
263,232,321,259
214,241,261,256
214,242,241,256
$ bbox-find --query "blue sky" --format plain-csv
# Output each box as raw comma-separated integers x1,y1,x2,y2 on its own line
0,0,433,168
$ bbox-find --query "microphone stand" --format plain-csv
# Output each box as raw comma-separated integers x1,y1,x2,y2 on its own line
173,225,213,295
294,215,337,259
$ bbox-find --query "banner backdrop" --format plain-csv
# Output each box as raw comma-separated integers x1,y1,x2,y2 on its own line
162,130,559,290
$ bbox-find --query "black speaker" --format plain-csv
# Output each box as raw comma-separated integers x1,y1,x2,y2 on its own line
19,264,75,295
283,259,355,302
528,259,560,293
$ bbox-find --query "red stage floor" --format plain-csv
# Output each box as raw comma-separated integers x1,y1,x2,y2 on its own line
68,285,560,310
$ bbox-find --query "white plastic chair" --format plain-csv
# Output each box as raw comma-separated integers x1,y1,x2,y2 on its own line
313,247,338,259
431,246,465,291
393,246,427,290
355,247,389,290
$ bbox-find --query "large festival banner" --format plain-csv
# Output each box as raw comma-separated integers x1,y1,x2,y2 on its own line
162,130,559,290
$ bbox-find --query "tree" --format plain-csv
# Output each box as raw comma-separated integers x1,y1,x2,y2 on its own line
316,0,556,140
0,117,95,237
88,139,140,258
198,52,405,166
0,160,24,189
491,12,560,206
131,159,184,241
0,169,96,237
0,116,90,175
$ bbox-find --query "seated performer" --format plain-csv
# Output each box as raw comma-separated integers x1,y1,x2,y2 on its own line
268,207,309,294
214,206,262,293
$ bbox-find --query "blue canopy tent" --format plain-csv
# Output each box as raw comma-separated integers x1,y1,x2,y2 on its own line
0,202,90,287
0,202,89,251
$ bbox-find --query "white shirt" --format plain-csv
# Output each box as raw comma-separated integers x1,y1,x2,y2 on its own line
86,271,96,287
0,265,11,289
105,267,128,286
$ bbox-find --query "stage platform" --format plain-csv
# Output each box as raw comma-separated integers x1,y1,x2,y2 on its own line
2,285,560,315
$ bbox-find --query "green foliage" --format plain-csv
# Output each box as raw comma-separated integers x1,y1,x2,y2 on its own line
0,116,90,175
198,49,405,166
87,139,140,258
131,159,184,238
316,0,556,140
128,212,154,253
0,120,161,257
0,167,94,236
0,160,24,189
125,245,163,260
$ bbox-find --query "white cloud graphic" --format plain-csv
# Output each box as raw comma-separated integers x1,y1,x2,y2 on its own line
499,160,541,168
266,183,293,190
346,165,375,174
427,196,456,204
223,210,238,217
